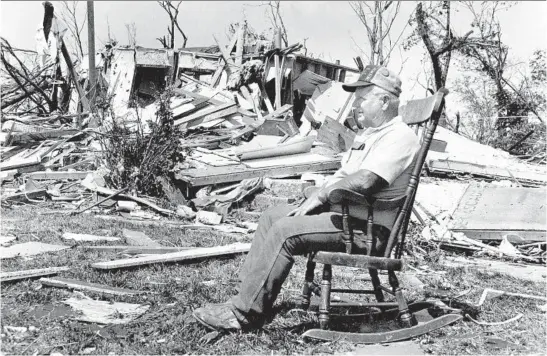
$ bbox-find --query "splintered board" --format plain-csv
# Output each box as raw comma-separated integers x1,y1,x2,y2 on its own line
40,277,143,296
91,242,250,270
449,183,547,242
177,153,341,187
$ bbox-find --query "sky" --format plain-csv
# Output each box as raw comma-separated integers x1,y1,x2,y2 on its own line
1,1,546,108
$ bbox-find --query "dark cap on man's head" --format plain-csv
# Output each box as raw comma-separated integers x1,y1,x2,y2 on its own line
342,65,402,97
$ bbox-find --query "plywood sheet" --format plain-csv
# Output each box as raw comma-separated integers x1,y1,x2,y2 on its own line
450,183,547,232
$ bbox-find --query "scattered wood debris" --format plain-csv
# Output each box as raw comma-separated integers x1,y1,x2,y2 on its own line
40,277,144,296
91,242,251,270
63,295,150,324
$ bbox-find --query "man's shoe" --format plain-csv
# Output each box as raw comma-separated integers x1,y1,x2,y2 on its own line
193,303,242,331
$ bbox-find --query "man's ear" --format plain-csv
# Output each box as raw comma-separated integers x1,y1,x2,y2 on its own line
381,95,390,111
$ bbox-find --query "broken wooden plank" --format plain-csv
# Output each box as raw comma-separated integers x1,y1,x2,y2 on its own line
94,215,251,234
316,117,356,153
80,177,174,216
174,102,237,127
237,136,315,161
8,129,81,144
0,155,42,171
235,22,246,66
428,159,547,183
1,266,69,283
91,242,251,270
63,296,149,324
40,277,143,296
62,232,121,242
122,229,161,247
176,155,341,187
78,245,193,254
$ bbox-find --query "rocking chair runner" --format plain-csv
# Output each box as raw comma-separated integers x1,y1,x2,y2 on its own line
301,88,461,343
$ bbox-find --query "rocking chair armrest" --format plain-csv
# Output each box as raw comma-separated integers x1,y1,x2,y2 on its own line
327,188,374,206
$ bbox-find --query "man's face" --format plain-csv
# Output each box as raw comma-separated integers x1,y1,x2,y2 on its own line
352,86,388,129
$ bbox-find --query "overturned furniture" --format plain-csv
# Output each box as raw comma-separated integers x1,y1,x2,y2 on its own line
301,88,463,343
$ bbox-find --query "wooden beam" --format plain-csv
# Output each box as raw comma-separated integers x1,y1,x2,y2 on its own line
62,232,121,242
60,39,90,112
176,157,341,187
40,277,143,296
428,159,546,183
174,102,237,127
25,171,93,180
93,215,251,234
1,266,69,283
91,242,251,270
235,22,246,66
78,245,193,254
8,129,81,144
274,30,282,109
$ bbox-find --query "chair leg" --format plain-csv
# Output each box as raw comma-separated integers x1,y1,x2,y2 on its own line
318,264,332,330
368,268,385,302
388,270,417,328
301,256,316,310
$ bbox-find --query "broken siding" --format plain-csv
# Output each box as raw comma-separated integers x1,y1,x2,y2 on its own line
178,51,219,72
135,48,170,68
108,48,136,114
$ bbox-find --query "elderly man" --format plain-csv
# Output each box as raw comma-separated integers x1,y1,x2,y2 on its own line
193,65,421,331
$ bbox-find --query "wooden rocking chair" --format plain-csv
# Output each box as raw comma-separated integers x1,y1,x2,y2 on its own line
301,88,463,343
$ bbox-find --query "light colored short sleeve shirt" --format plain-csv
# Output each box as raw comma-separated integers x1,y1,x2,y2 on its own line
326,116,420,228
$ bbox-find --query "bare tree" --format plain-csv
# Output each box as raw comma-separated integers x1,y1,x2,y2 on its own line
126,22,137,47
349,1,406,66
456,2,521,121
412,1,473,92
156,1,188,49
60,1,86,59
265,1,288,47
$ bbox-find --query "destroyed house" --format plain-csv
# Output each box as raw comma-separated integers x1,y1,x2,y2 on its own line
106,47,176,109
264,54,359,123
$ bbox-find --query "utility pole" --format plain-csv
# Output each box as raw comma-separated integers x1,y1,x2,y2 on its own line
87,1,96,108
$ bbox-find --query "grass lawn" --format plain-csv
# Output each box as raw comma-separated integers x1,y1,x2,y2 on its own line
1,204,546,355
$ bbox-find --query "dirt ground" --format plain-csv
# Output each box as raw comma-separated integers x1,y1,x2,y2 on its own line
1,205,546,355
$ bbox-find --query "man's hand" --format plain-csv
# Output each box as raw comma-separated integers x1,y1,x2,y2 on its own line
287,195,324,217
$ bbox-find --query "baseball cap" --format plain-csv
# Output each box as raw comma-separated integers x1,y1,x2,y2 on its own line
342,65,402,97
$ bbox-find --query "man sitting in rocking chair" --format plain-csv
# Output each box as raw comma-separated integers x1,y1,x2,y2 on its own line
193,65,421,331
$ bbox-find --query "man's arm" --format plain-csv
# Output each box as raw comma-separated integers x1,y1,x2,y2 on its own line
316,169,388,204
287,169,387,217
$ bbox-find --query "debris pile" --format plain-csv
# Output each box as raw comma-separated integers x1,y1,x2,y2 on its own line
1,11,545,270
